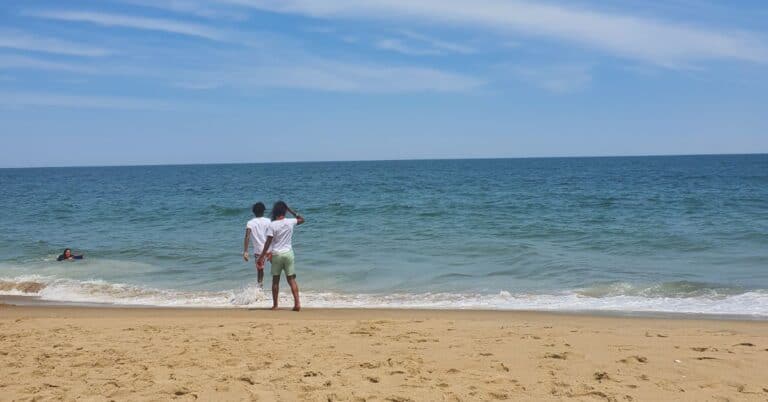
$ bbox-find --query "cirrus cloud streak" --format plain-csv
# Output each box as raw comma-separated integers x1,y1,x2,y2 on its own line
219,0,768,67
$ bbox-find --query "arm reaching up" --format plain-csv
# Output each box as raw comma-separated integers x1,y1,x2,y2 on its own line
286,205,305,225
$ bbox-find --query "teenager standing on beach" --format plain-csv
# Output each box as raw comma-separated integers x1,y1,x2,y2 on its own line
243,202,270,287
257,201,305,311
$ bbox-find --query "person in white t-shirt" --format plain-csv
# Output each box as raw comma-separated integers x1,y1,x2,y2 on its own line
257,201,305,311
243,202,271,287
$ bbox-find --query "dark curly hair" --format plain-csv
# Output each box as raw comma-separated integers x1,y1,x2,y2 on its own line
271,201,288,220
252,202,265,217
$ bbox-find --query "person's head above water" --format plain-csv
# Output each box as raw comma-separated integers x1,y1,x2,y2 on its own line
252,202,265,217
271,201,288,220
57,248,77,261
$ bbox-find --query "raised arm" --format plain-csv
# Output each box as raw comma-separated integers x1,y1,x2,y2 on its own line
243,228,251,261
286,205,305,225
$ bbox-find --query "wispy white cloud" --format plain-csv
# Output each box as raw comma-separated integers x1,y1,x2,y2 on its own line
23,10,224,40
399,30,474,54
175,58,483,93
0,51,481,94
0,54,102,74
116,0,249,20
217,0,768,66
0,92,170,110
0,30,111,57
505,63,593,93
375,38,440,56
2,12,482,95
0,54,148,76
376,31,474,56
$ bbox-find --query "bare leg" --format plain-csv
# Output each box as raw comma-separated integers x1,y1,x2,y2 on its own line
271,275,280,310
287,275,300,311
257,269,264,287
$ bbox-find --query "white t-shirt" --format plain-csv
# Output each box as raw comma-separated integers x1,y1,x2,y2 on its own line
267,218,297,254
246,217,272,255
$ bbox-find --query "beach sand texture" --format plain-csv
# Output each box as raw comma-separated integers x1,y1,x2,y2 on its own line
1,305,767,401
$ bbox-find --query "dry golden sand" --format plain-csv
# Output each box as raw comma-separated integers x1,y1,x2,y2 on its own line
1,304,767,401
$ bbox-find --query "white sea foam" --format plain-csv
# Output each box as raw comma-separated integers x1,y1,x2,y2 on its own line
1,275,767,317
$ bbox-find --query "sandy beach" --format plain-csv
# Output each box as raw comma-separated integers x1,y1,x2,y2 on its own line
1,303,767,401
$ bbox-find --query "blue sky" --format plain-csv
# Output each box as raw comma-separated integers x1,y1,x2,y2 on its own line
1,0,767,167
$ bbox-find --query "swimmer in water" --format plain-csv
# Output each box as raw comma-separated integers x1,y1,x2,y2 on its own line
57,248,83,261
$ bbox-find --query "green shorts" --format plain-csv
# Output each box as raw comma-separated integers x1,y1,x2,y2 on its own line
270,250,295,277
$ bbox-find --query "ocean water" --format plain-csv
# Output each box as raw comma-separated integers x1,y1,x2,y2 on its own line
1,155,767,316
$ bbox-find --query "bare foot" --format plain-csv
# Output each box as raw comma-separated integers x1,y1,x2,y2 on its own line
293,306,301,312
270,305,278,310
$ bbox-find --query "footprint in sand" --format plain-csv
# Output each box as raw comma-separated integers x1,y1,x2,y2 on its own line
488,391,509,400
359,362,380,369
593,372,610,382
619,355,647,364
384,396,413,402
172,387,192,396
349,330,375,336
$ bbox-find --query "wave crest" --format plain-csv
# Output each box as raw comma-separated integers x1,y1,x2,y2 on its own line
1,276,767,317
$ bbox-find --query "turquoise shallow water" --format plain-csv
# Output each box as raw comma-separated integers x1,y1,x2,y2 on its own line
1,155,767,315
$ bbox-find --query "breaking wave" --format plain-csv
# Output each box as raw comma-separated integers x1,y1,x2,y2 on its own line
2,276,767,317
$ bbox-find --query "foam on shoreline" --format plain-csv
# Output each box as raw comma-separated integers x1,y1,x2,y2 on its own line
2,275,767,317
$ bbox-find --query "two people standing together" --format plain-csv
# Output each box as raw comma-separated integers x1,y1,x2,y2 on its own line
243,201,305,311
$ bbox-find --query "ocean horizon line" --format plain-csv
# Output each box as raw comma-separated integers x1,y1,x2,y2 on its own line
2,152,766,170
